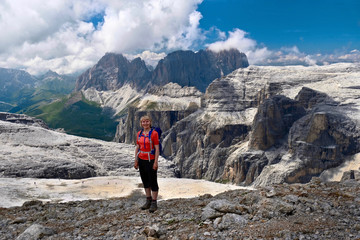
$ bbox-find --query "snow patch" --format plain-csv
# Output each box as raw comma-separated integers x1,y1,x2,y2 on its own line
0,176,253,208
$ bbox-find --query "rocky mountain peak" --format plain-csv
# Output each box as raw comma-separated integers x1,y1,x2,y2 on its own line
151,48,249,92
75,53,151,91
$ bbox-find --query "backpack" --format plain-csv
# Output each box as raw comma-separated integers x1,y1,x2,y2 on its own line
138,127,163,156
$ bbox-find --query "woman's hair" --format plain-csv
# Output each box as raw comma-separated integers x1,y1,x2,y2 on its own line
140,115,152,127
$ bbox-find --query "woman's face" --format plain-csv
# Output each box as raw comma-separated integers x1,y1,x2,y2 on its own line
141,119,151,129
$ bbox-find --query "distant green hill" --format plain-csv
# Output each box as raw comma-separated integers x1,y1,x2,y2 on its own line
1,68,118,141
26,92,118,141
4,70,76,113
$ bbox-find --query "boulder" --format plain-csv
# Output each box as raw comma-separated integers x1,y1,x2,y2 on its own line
16,224,55,240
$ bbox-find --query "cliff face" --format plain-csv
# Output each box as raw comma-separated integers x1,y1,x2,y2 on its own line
75,49,249,93
152,49,249,92
75,53,151,91
158,63,360,186
113,82,203,143
115,106,197,144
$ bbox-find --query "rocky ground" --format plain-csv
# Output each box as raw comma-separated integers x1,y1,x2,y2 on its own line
1,178,359,240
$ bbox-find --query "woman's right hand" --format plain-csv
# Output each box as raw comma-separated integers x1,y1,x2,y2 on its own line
134,160,139,169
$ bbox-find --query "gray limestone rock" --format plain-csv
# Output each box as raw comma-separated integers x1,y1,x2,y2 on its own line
249,95,306,150
0,119,175,179
16,224,55,240
341,170,360,181
287,111,360,182
295,86,338,109
76,53,151,91
147,82,202,98
0,112,48,129
217,213,248,230
76,49,249,93
222,152,269,185
151,49,249,92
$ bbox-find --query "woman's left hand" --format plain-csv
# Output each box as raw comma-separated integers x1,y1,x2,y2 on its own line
153,161,158,170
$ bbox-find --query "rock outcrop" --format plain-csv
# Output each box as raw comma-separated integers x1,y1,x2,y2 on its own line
249,95,306,150
287,110,360,182
161,110,251,180
0,112,49,129
341,170,360,181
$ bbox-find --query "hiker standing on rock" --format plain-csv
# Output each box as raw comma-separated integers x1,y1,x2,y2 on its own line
134,115,160,213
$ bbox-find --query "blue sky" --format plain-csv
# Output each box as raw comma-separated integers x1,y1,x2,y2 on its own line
0,0,359,75
198,0,360,54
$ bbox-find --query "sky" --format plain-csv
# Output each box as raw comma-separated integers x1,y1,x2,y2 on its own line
0,0,359,75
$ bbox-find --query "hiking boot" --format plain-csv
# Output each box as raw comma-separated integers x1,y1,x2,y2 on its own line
140,199,152,210
149,200,157,213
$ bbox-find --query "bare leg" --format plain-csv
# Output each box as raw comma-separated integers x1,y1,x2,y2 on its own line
144,188,151,198
151,191,158,200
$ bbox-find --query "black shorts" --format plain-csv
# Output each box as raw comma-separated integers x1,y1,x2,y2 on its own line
138,158,159,192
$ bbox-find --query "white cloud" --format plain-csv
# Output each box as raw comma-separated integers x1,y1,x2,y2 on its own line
125,51,166,68
93,0,204,53
258,46,316,66
0,0,204,75
260,47,360,66
0,0,358,76
207,29,271,64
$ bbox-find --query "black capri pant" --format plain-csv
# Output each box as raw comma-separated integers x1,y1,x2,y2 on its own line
138,158,159,191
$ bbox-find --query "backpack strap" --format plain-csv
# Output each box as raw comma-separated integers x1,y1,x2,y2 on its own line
138,129,144,141
137,128,154,161
149,128,154,151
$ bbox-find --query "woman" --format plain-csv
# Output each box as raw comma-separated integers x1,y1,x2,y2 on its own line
134,115,160,213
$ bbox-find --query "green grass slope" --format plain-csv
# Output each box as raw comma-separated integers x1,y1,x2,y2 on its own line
27,93,118,141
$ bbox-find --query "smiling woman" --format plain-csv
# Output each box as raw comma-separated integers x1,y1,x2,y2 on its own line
134,115,160,213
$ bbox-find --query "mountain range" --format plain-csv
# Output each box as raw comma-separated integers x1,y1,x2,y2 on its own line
1,48,360,188
1,48,248,140
115,62,360,186
1,48,360,239
0,68,76,112
76,48,249,92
